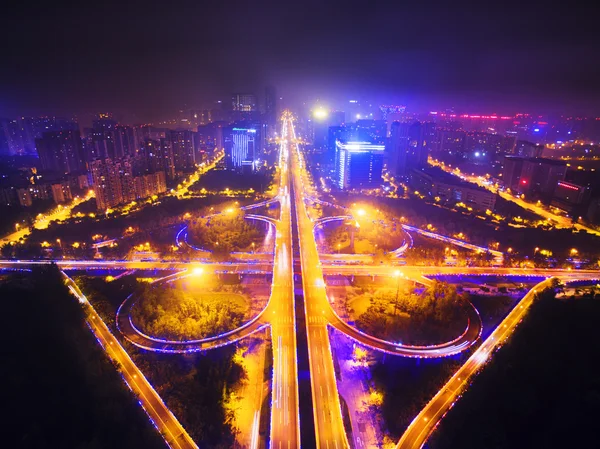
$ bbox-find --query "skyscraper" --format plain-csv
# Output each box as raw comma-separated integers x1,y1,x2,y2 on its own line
335,141,385,190
232,93,257,112
224,126,258,172
170,130,196,171
35,129,85,174
387,121,433,177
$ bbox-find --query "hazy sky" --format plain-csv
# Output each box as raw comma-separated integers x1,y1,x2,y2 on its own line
1,0,598,120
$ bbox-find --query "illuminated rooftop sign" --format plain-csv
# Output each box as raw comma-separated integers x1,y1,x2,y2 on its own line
336,141,385,152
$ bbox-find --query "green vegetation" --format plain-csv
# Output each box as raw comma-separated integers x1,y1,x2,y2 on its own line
337,193,600,268
0,198,55,236
371,352,464,440
3,195,242,259
191,168,274,193
321,207,407,254
76,273,249,448
131,344,246,448
187,210,263,258
131,281,250,340
1,265,165,449
349,281,468,344
429,286,600,449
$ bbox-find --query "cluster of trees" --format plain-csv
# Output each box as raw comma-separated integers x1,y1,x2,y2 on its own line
338,193,600,268
188,211,263,258
191,168,274,193
77,273,249,447
132,345,246,448
323,219,406,253
428,286,600,449
131,283,249,340
353,281,468,344
1,265,165,449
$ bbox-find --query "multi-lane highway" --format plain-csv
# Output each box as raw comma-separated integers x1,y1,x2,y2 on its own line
266,112,300,449
289,115,351,449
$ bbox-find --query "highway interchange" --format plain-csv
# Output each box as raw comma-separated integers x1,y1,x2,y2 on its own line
3,111,600,449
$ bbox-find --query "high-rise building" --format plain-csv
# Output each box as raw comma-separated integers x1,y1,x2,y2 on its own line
502,156,567,197
35,129,85,174
520,158,567,197
387,121,433,177
514,140,544,158
335,141,385,190
224,126,259,172
232,93,257,112
170,130,196,171
90,159,128,210
51,182,73,204
265,86,278,127
501,156,524,191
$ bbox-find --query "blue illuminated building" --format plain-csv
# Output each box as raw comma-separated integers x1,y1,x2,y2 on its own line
224,126,258,172
335,140,384,190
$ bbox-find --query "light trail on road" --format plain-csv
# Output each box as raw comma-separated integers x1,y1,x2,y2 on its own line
62,272,198,449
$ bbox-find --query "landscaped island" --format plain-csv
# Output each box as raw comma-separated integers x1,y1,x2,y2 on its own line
131,279,251,340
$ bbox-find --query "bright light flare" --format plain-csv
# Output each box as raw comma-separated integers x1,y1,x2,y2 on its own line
191,267,204,276
313,108,328,120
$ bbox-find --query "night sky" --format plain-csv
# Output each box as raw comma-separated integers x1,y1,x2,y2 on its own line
1,1,598,120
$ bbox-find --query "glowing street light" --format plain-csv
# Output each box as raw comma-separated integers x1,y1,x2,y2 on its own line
570,248,578,256
191,267,204,276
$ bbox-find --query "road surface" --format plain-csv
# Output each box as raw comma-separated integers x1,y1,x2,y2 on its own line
395,277,556,449
62,272,198,449
289,115,351,449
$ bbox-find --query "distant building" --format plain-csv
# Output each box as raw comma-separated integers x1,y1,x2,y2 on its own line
51,182,73,204
90,158,166,210
514,140,543,158
409,166,497,211
197,121,226,152
387,121,433,176
502,156,567,197
0,187,17,206
232,93,257,112
170,130,196,171
464,132,511,164
16,188,32,207
265,86,278,128
551,181,591,213
35,129,85,174
519,157,567,197
335,141,385,190
501,156,524,191
90,158,131,210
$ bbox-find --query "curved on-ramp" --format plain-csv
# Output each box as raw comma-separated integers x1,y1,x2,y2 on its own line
116,271,272,353
324,296,482,357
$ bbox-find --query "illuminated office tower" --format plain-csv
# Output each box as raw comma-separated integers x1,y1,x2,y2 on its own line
224,126,258,172
335,140,385,190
